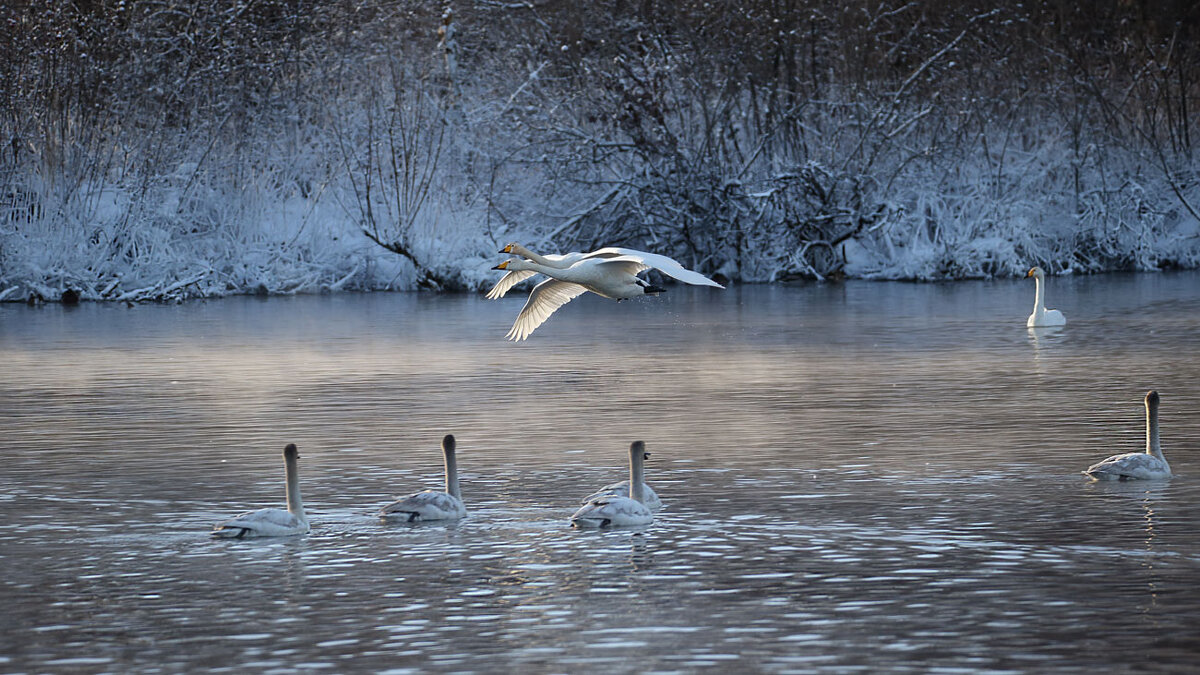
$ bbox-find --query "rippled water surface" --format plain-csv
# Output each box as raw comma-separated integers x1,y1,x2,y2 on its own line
3,273,1200,673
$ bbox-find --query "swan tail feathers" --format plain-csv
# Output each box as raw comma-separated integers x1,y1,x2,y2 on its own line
379,510,423,522
570,517,612,529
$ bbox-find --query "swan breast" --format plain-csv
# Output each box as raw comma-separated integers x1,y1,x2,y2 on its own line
1028,309,1066,327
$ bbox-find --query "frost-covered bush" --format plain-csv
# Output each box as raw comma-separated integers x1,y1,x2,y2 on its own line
1,1,1197,302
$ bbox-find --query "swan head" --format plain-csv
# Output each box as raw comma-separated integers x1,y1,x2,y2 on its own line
631,440,650,461
442,434,456,452
284,443,299,460
1026,266,1045,279
1146,390,1160,409
499,243,530,257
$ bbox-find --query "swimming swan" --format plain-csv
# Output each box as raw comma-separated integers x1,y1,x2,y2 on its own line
378,435,467,522
1025,266,1066,327
570,441,655,528
486,243,723,299
580,447,663,510
1083,391,1172,481
213,443,310,538
493,254,721,340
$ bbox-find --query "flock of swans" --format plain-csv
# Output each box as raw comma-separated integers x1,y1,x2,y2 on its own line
212,386,1172,537
211,436,659,536
211,257,1173,537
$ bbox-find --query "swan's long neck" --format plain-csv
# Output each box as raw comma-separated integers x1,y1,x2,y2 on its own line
1032,275,1046,316
284,450,305,519
507,258,556,275
512,245,559,268
508,258,577,281
443,437,461,499
1146,399,1163,460
629,442,646,504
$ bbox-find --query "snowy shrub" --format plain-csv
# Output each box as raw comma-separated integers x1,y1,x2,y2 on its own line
1,1,1197,302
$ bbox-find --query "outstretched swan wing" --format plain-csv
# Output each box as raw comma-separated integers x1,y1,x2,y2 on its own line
486,269,539,300
591,248,723,288
507,278,590,341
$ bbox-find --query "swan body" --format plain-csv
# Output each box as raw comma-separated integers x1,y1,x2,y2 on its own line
1026,266,1066,327
213,444,309,538
1084,391,1172,481
379,435,467,522
580,481,662,511
487,243,722,300
571,441,655,528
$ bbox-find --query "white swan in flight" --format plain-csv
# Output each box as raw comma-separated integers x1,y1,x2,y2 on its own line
213,444,309,538
486,242,722,300
1025,266,1066,327
570,441,655,528
493,253,722,341
378,435,467,522
1084,391,1172,481
579,447,663,510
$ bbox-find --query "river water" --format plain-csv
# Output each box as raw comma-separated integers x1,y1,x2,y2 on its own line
2,272,1199,672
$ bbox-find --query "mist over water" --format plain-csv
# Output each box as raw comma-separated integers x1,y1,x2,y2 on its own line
3,273,1200,672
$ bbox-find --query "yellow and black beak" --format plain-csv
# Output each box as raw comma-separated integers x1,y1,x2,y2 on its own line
499,244,514,254
493,261,510,270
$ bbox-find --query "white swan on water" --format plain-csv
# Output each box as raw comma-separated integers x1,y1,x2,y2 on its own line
213,444,309,538
378,435,467,522
1083,391,1172,481
1026,266,1066,327
571,441,655,528
486,242,722,300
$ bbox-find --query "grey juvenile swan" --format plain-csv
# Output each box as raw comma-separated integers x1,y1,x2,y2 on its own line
378,435,467,522
212,443,310,538
1083,391,1172,481
571,441,655,528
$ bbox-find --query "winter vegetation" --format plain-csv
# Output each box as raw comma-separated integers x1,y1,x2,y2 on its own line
2,0,1198,302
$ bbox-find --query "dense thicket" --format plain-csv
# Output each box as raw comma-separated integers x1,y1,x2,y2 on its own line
2,1,1197,301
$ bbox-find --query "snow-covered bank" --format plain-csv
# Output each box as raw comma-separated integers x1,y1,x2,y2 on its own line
3,2,1197,303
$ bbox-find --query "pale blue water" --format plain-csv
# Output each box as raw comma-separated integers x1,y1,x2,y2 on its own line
2,272,1199,672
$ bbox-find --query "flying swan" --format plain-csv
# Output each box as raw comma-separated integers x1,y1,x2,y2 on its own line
378,434,467,522
487,243,722,299
212,443,310,538
1083,391,1172,481
570,441,655,528
493,252,723,341
1025,266,1066,327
